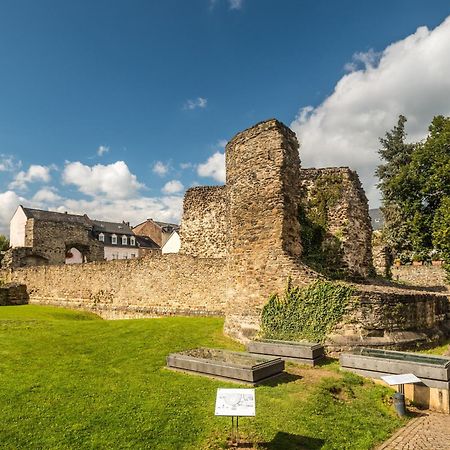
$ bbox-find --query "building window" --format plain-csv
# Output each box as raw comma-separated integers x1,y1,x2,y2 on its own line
99,233,105,242
130,236,135,246
111,234,117,245
122,235,127,245
131,253,136,258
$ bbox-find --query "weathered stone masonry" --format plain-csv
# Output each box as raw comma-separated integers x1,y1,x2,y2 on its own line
4,118,449,347
0,283,28,306
4,255,227,318
180,186,229,258
300,167,374,278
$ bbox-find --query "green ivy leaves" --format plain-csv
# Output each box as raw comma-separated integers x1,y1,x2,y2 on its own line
261,279,354,342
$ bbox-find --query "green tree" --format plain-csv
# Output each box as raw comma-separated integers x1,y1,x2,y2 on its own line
0,235,9,252
375,115,416,258
433,197,450,278
376,115,450,273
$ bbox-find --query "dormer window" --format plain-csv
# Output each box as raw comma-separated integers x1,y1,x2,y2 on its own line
99,233,105,242
111,234,117,245
130,236,135,246
122,235,127,245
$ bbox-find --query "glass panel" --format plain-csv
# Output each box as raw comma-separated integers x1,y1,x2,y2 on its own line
181,348,275,369
351,348,450,367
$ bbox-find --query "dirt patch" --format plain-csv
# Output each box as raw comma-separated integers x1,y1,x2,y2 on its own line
286,364,341,384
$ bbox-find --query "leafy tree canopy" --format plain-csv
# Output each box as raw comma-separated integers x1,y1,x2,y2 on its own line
376,115,450,275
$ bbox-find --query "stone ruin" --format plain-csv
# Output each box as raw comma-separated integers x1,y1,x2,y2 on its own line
2,118,448,348
180,119,448,345
180,119,375,338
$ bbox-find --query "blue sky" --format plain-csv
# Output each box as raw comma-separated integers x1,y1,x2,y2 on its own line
1,0,450,234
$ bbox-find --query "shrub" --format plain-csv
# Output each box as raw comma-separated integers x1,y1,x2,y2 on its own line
261,279,355,342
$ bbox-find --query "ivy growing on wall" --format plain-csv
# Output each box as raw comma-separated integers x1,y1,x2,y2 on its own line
261,279,355,342
299,173,348,279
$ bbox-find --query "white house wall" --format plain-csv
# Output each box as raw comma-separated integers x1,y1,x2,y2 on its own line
162,232,181,254
10,206,27,248
104,246,138,261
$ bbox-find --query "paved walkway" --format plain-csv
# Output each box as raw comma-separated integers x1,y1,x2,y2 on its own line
377,412,450,450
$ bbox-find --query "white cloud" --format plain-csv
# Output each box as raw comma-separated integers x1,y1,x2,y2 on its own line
162,180,185,194
57,196,183,227
180,162,193,170
0,191,25,235
9,165,52,190
32,187,62,203
183,97,208,110
215,139,228,149
344,48,381,72
229,0,243,10
197,151,226,183
97,145,110,156
62,161,144,199
291,16,450,207
0,155,20,172
152,161,169,176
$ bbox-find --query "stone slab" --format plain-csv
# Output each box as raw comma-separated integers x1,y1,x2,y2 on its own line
247,339,325,366
340,348,450,381
166,348,285,384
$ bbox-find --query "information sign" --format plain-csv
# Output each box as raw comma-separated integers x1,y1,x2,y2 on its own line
381,374,421,386
215,388,256,417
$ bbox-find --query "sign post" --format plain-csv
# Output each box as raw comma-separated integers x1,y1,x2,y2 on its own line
380,373,421,393
215,388,256,446
380,373,421,416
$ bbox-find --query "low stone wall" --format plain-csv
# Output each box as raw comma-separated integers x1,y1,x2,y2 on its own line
329,286,450,350
392,265,448,290
5,254,228,318
0,283,29,306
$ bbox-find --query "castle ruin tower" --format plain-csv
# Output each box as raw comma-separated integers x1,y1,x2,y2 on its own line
224,119,313,340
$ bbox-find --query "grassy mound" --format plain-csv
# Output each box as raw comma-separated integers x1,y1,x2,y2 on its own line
0,306,404,449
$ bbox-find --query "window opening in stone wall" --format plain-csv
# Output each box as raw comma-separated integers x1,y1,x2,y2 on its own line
112,234,117,244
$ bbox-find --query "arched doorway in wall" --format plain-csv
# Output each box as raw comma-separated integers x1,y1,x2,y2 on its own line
65,247,84,264
65,243,90,264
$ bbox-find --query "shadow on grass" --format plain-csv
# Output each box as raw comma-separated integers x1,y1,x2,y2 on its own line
259,372,302,387
258,431,325,449
314,356,338,368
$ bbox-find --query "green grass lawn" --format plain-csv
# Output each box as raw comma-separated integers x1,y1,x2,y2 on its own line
420,338,450,356
0,306,405,449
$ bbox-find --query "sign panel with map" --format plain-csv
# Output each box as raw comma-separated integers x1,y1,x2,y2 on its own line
215,388,256,417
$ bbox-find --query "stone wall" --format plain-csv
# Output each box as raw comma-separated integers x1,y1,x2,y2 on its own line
0,283,29,306
329,287,450,350
180,186,229,258
299,167,374,278
392,265,449,290
5,254,228,318
372,231,391,278
3,218,104,269
28,219,104,265
1,247,50,269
